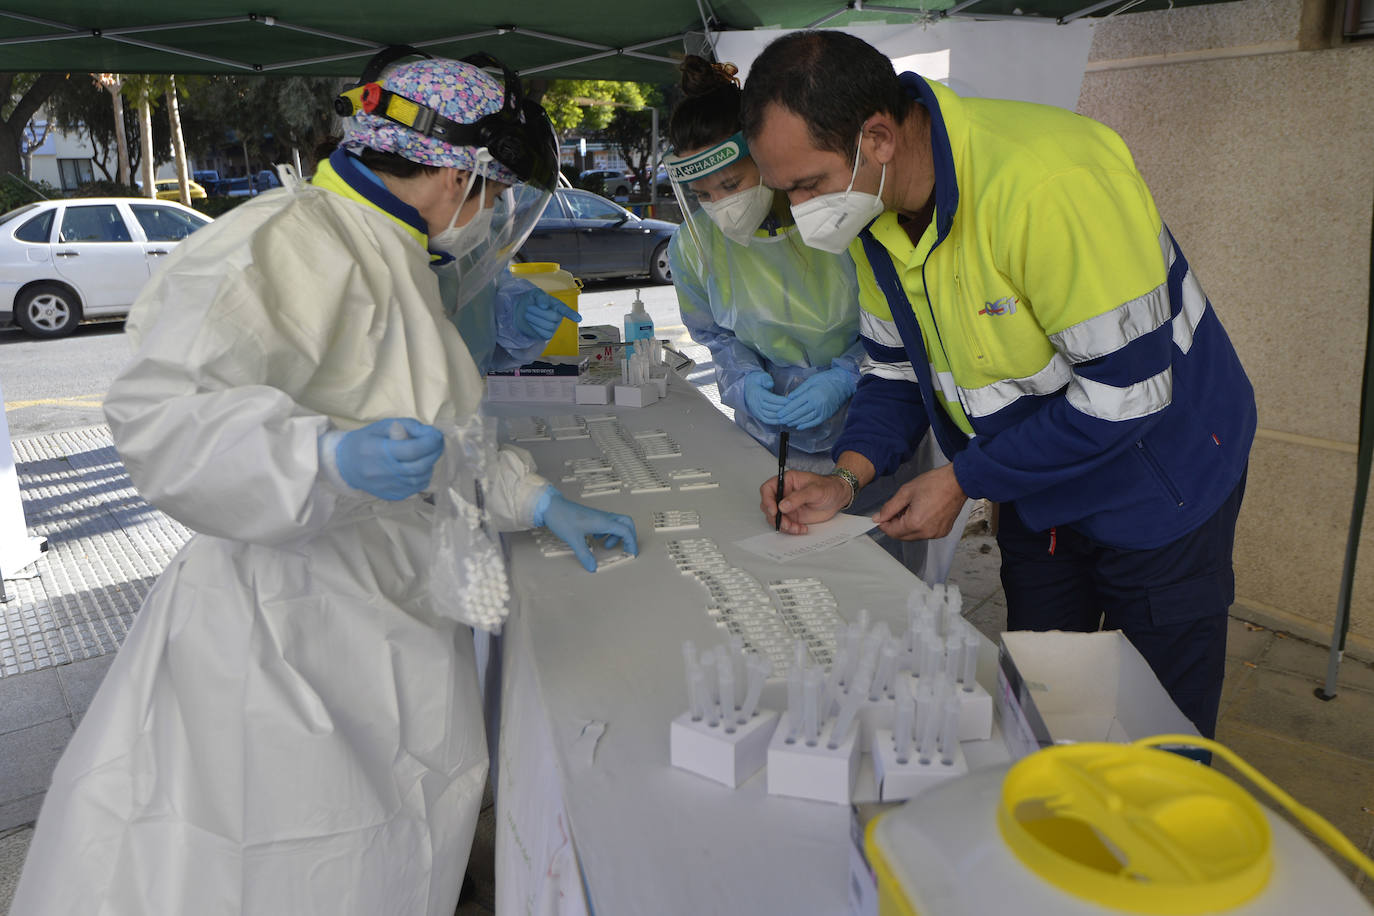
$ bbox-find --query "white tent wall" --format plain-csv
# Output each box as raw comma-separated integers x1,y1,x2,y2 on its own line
1080,0,1374,657
713,19,1096,110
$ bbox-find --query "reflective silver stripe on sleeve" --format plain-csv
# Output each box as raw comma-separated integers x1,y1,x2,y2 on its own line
1172,269,1208,355
1159,225,1209,355
958,353,1073,418
1050,284,1171,364
859,309,904,349
859,354,918,382
1066,366,1173,421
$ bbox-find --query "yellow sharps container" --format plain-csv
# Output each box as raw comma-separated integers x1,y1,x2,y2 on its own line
509,261,580,357
865,738,1374,916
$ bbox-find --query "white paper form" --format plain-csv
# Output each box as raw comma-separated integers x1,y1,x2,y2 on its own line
735,513,878,564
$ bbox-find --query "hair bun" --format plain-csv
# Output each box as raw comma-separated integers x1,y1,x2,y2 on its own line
680,55,741,97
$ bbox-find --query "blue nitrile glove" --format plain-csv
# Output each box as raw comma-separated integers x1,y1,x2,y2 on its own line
335,418,445,501
777,368,857,431
741,371,787,426
512,288,582,342
532,486,639,572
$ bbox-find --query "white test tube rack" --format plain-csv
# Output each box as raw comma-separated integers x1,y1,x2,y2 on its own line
766,649,861,805
670,643,779,788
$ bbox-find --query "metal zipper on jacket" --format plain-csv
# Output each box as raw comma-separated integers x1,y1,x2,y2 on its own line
1135,439,1185,507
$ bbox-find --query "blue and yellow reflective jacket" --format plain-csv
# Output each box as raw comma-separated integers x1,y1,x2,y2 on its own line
837,74,1254,549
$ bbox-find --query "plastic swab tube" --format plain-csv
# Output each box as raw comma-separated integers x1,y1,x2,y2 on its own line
738,655,769,723
689,668,709,722
828,688,863,750
794,638,807,675
803,669,823,746
917,692,940,765
786,664,804,743
729,634,746,683
872,641,899,702
682,640,697,701
845,623,863,681
718,653,736,733
894,683,915,764
961,632,979,692
822,649,848,718
700,649,717,706
920,632,943,684
940,693,962,765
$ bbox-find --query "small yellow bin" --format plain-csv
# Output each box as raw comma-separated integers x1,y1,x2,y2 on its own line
510,261,580,357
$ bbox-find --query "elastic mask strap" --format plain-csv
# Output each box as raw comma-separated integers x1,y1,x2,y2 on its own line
442,149,493,235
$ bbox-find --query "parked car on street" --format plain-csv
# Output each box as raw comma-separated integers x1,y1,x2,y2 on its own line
0,198,212,338
192,169,222,196
222,175,256,197
152,178,207,201
636,166,672,197
256,169,283,191
518,188,676,284
578,168,633,198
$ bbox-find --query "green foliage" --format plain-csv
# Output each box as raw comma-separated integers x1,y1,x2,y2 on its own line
0,173,58,213
194,196,250,218
47,76,172,179
179,74,345,175
540,80,655,132
69,180,141,198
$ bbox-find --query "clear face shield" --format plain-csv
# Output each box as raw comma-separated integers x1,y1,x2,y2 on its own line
666,131,777,269
438,170,553,314
438,96,560,315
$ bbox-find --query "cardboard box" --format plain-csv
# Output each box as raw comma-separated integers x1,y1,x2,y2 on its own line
995,630,1198,760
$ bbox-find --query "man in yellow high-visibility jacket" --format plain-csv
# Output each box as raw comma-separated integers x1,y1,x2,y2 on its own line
746,30,1254,739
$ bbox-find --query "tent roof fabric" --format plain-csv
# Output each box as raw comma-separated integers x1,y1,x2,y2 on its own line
0,0,1238,78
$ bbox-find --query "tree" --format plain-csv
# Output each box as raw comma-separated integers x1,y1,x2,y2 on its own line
125,75,158,197
92,74,129,185
538,80,652,134
165,76,191,205
0,72,68,177
178,75,343,178
21,116,52,178
47,75,170,185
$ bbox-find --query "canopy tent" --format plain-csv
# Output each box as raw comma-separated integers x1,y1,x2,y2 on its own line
0,0,1238,79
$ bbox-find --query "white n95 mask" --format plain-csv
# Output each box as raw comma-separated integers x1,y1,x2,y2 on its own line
432,205,492,260
790,133,886,254
700,183,774,246
432,151,494,260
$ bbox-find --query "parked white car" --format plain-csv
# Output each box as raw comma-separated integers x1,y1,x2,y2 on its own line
0,197,211,338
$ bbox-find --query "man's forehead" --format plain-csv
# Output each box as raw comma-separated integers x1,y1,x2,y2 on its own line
751,104,843,188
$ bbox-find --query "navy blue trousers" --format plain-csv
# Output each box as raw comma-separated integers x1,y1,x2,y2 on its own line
997,470,1247,739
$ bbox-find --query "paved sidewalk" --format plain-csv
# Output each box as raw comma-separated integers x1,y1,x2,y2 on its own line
3,415,1373,911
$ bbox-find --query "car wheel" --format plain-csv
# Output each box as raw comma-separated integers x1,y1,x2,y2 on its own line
649,241,672,284
613,184,629,197
14,283,83,339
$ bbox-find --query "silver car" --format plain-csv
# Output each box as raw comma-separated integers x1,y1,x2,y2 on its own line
0,197,211,338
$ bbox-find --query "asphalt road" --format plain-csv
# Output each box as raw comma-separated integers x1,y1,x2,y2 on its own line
0,280,691,441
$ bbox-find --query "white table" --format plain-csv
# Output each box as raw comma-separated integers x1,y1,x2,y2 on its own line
489,378,1008,916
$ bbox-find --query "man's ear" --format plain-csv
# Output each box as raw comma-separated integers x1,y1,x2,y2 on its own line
863,113,900,166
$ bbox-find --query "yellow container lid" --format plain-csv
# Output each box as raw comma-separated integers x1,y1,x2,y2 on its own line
998,743,1272,914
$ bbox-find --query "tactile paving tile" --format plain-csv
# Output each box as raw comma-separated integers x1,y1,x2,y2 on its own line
2,426,192,677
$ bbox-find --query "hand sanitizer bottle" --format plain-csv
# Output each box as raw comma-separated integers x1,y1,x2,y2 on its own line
623,289,654,356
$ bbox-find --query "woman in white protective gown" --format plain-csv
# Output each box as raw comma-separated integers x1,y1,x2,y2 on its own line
12,48,636,916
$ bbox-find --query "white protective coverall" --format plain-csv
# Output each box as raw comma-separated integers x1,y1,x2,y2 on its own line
12,171,548,915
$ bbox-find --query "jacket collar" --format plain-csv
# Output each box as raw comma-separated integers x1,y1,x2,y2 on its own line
898,72,960,244
316,148,450,263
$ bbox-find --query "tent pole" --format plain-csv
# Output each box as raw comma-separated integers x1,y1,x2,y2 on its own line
1317,186,1374,701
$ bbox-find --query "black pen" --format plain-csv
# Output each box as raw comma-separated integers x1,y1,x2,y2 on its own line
774,431,789,531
